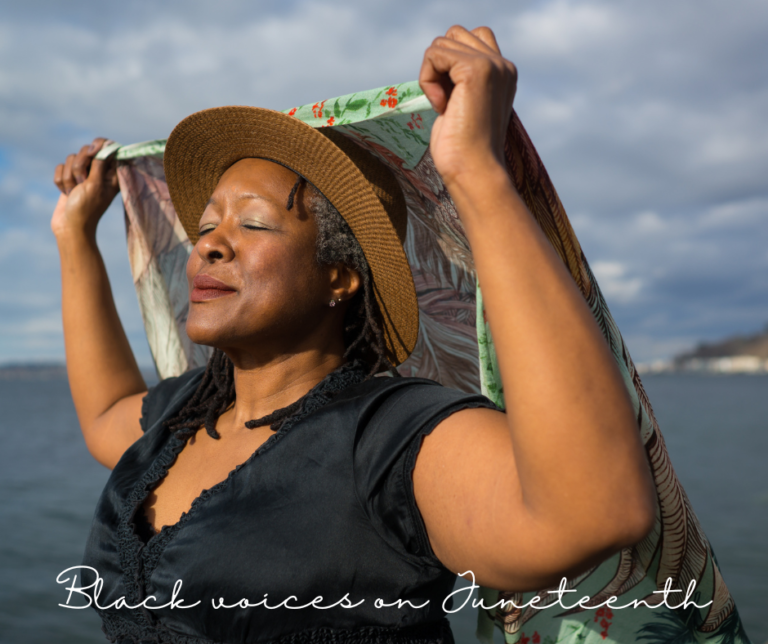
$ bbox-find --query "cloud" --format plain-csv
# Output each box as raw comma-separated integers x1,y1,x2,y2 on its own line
509,0,621,59
0,0,767,365
591,261,643,303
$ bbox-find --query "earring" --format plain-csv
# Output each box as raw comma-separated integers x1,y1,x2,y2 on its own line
329,299,337,307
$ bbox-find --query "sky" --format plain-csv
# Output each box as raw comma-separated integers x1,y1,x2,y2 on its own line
0,0,767,366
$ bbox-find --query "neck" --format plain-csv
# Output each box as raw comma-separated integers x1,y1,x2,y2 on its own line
217,347,347,436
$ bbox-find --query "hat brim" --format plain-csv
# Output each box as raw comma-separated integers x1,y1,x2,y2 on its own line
164,105,419,366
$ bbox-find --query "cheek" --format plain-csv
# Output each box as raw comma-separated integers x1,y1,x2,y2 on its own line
244,241,323,308
185,246,202,287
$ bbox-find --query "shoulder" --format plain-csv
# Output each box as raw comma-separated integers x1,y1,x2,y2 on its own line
139,366,206,434
347,375,498,443
349,376,498,505
349,376,500,566
341,374,496,419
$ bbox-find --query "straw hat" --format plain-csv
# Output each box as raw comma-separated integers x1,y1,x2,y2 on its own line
164,106,419,366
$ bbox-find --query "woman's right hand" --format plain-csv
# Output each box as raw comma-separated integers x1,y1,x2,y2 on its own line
52,137,120,239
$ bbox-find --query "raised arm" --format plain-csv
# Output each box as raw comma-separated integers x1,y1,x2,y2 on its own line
412,27,657,591
52,139,147,469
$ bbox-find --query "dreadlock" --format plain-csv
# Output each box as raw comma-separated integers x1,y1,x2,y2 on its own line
165,174,400,440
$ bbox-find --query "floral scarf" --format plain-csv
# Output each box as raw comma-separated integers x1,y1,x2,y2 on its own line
97,81,751,644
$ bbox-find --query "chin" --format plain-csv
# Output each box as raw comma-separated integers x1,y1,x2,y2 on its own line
185,312,230,349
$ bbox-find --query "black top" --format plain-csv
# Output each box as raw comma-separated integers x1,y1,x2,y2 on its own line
79,366,498,643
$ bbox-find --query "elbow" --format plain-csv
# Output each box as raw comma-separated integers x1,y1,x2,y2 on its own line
607,482,659,550
631,490,659,544
604,431,659,549
576,470,658,558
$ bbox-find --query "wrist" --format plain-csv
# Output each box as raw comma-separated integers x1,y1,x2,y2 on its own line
444,160,519,223
54,224,99,249
443,153,510,193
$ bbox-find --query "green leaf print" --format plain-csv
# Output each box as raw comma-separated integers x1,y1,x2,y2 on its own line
344,98,368,112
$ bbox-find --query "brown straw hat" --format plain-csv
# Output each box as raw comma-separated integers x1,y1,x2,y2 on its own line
164,106,419,366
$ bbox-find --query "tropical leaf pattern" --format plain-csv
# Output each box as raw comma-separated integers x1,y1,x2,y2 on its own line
117,153,211,378
103,80,752,644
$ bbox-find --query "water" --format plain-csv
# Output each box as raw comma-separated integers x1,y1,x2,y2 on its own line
0,374,765,643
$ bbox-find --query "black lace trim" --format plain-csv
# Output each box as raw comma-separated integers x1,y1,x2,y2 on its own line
101,612,454,644
115,361,371,632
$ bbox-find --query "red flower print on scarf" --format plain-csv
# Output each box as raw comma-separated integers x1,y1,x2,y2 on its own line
312,100,327,119
594,606,613,639
407,113,423,130
380,86,398,109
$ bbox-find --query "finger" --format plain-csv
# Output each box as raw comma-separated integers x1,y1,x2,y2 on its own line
470,26,502,55
419,45,486,114
423,43,497,85
444,24,499,56
419,46,459,115
88,157,115,188
72,138,108,184
431,35,516,84
62,154,77,195
419,37,488,104
431,36,494,56
437,31,515,81
88,137,108,154
107,158,120,192
90,156,121,198
53,163,66,194
72,144,92,184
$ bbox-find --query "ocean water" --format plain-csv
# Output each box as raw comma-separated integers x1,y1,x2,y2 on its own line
0,374,765,643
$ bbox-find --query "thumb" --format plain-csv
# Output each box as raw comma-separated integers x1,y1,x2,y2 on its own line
88,157,107,184
88,139,118,186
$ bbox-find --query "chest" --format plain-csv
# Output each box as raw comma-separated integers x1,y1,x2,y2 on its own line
82,381,461,641
141,425,276,533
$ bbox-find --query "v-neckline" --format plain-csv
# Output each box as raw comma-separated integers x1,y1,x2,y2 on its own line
135,424,283,547
118,359,371,605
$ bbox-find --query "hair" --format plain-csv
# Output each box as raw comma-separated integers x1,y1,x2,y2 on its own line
166,174,400,440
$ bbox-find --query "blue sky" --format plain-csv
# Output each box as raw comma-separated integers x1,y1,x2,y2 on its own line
1,0,767,366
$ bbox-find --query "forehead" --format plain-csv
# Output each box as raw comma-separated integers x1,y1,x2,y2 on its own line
209,158,298,203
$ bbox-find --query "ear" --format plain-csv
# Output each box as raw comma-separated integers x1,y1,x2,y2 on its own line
327,263,362,304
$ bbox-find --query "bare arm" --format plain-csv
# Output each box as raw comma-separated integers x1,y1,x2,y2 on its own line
412,27,657,591
52,139,146,469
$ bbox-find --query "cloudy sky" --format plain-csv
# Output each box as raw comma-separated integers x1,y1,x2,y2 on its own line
1,0,767,366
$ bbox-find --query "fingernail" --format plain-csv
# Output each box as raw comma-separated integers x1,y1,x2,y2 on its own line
89,142,99,153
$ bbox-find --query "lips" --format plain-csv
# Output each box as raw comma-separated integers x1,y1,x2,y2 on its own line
190,274,237,302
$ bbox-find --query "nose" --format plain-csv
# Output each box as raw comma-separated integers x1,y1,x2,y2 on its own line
195,226,235,263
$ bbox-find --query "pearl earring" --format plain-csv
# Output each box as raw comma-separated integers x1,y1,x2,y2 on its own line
329,299,337,307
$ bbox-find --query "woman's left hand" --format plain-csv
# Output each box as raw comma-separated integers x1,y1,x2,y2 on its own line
419,25,518,186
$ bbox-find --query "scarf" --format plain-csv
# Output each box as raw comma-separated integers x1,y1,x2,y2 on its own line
97,80,750,644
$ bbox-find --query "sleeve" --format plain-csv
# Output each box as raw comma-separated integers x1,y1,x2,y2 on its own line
139,366,207,434
353,380,500,568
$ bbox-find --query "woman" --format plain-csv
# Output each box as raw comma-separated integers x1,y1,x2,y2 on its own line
52,26,656,643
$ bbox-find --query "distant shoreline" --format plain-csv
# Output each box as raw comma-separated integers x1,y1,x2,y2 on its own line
0,363,158,382
0,363,68,380
637,326,768,375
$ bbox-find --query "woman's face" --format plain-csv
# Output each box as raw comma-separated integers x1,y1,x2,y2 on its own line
185,158,350,362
